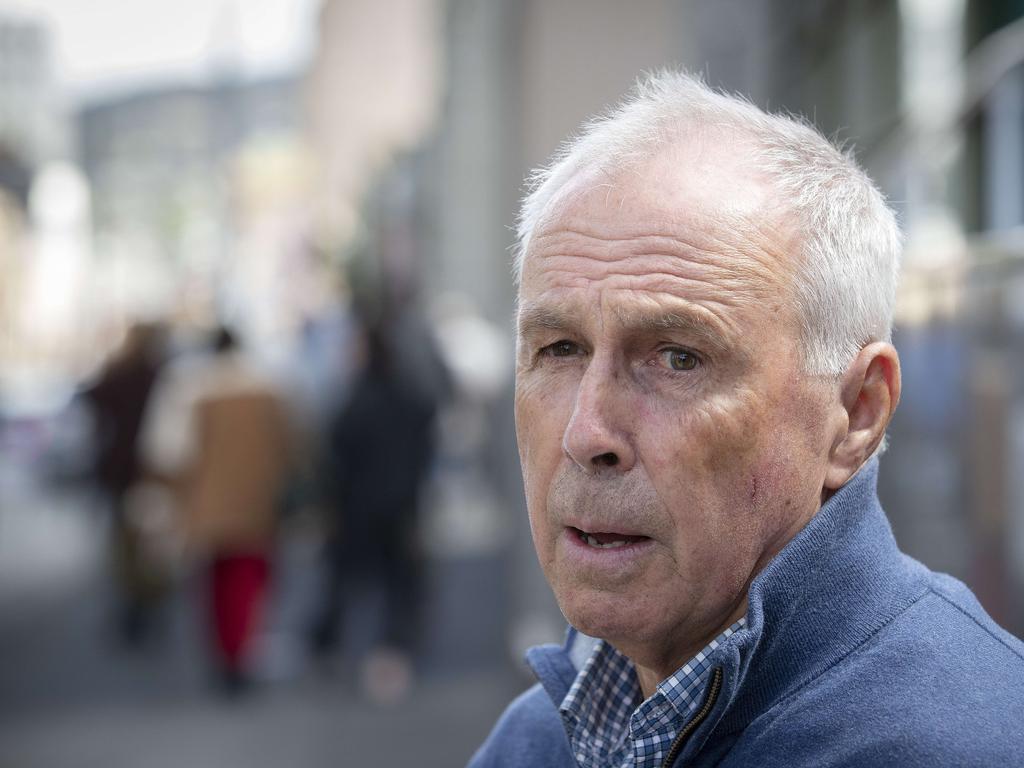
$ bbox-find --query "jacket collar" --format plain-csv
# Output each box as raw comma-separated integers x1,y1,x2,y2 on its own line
526,459,929,755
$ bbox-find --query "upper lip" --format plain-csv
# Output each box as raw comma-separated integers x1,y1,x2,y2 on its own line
563,520,650,538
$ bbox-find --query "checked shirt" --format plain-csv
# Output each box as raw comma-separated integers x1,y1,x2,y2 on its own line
559,618,746,768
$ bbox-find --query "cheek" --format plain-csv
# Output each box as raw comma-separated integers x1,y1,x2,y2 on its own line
515,364,581,437
684,388,829,542
515,380,571,532
643,388,798,544
647,388,766,478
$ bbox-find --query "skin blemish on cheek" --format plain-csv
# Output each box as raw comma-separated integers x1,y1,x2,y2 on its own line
746,461,788,510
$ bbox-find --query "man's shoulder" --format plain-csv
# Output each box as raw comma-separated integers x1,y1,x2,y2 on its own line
467,683,574,767
816,575,1023,711
923,569,1024,659
724,577,1024,766
893,570,1024,686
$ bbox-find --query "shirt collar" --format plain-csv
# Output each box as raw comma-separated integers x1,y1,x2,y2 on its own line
559,618,747,768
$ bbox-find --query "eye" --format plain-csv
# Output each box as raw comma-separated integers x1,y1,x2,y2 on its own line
659,348,699,371
542,340,582,358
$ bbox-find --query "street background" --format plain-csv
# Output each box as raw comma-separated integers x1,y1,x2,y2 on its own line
2,1,1024,766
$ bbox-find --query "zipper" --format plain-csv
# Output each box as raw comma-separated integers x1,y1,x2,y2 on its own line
660,666,723,768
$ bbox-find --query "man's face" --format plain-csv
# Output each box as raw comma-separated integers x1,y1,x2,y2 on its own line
514,141,839,676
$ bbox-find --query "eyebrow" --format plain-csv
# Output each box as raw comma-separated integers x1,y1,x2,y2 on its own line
516,302,731,353
516,304,576,337
615,307,730,352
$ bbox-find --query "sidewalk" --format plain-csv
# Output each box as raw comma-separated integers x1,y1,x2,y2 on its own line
1,671,521,768
0,456,524,767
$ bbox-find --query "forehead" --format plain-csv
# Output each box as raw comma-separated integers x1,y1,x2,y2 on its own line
551,134,776,227
519,139,800,334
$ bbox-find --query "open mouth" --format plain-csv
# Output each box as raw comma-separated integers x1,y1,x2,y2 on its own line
571,527,649,550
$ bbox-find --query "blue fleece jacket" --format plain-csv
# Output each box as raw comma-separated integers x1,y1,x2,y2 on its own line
469,460,1024,766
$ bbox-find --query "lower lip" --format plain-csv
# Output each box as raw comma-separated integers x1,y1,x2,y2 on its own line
561,528,655,569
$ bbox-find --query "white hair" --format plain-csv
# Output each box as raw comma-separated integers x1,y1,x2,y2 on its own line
514,70,902,377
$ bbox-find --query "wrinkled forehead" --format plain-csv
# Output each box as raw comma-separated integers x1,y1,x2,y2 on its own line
520,136,800,297
536,132,783,241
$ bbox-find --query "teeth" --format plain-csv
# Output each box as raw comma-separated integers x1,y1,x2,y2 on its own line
580,532,629,549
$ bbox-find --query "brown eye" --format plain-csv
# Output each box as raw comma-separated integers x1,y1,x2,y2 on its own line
545,340,580,357
662,348,698,371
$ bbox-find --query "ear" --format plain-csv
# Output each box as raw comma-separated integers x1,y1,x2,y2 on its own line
824,342,901,491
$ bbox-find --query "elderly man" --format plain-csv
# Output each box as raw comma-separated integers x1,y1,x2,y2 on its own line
470,72,1024,767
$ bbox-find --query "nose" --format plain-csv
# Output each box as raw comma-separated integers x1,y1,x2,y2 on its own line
562,359,636,473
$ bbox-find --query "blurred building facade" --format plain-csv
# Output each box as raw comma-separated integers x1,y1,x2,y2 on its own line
0,12,64,170
79,76,300,239
0,11,75,418
75,76,306,328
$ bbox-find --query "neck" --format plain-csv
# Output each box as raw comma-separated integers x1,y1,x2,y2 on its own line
631,598,748,699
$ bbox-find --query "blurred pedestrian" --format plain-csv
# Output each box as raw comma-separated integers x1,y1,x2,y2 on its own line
309,318,444,702
81,320,168,647
142,325,291,694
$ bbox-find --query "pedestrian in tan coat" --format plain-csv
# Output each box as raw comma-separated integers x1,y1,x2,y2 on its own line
143,325,290,694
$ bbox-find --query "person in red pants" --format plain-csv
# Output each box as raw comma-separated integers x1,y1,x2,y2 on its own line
209,553,271,691
143,325,291,694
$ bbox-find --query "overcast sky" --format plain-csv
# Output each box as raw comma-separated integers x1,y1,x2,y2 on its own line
0,0,320,98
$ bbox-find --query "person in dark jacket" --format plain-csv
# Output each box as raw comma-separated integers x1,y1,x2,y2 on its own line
309,319,443,700
470,70,1024,766
82,321,167,646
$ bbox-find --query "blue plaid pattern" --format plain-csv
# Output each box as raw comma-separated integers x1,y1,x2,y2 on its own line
560,618,746,768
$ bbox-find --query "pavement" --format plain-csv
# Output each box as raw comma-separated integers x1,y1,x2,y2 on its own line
0,450,529,768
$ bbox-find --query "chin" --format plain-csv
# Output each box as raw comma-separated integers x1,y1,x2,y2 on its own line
557,586,653,646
